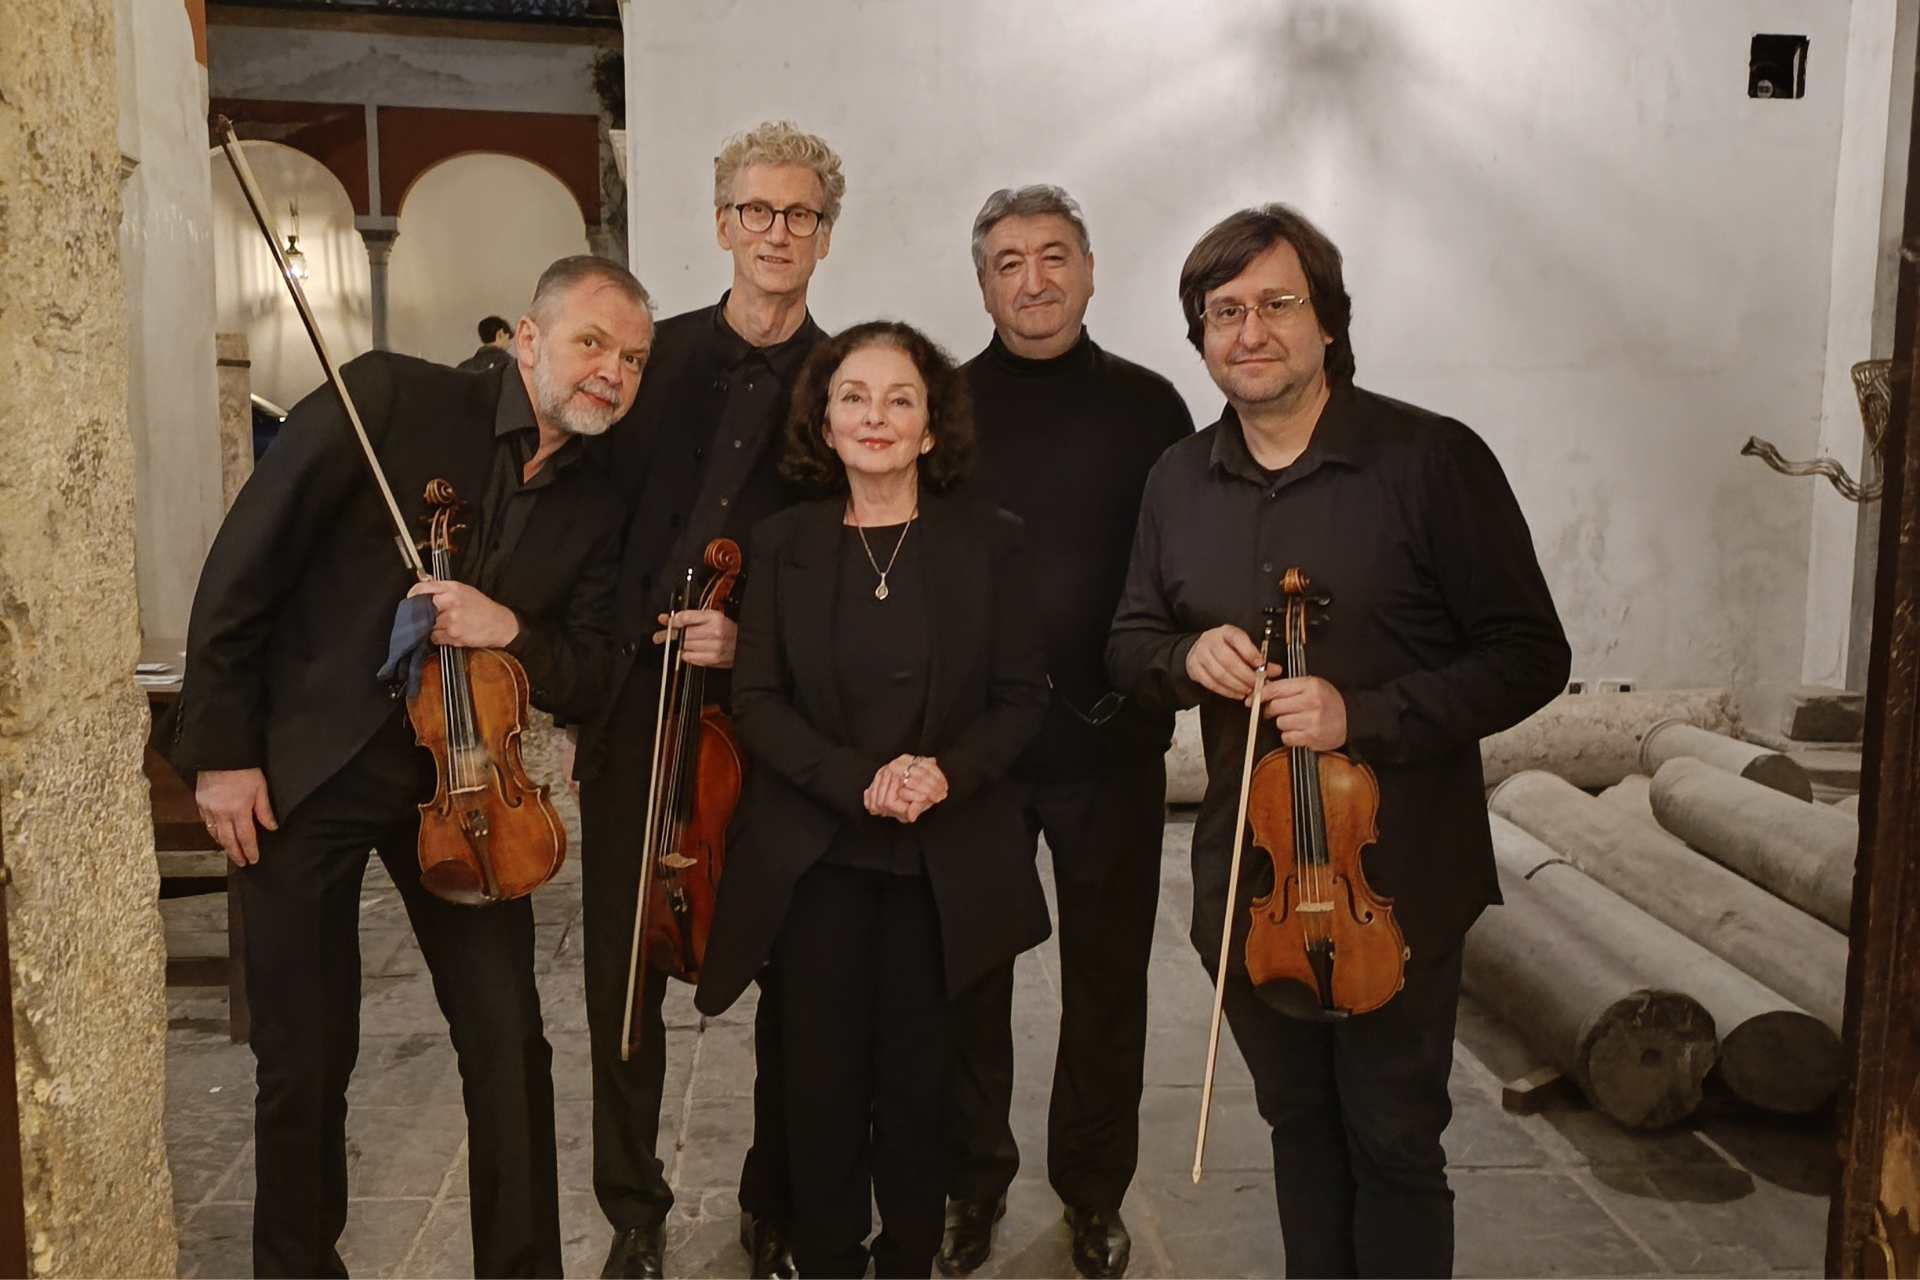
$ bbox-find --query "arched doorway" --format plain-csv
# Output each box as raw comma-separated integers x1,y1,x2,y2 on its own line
209,139,370,413
388,153,592,368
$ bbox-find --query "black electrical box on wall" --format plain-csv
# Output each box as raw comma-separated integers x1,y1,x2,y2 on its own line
1750,34,1809,99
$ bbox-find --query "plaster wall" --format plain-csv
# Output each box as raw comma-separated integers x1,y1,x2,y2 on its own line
625,0,1854,722
117,0,224,644
207,25,598,114
388,154,592,367
0,1,177,1274
1802,0,1915,690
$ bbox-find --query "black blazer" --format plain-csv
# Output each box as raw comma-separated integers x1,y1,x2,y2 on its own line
159,352,623,817
694,493,1053,1015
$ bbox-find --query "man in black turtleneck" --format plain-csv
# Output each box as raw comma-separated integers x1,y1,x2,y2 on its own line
940,186,1193,1280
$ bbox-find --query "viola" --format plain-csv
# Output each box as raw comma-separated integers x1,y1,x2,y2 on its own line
619,538,744,1061
408,480,567,905
1191,568,1406,1181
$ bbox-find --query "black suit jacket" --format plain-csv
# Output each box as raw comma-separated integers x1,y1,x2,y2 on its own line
694,493,1054,1015
161,352,623,817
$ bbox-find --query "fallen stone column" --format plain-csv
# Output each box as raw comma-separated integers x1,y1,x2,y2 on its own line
1464,857,1716,1129
1638,719,1813,801
1489,770,1848,1031
1490,816,1838,1114
1596,774,1658,828
1480,688,1736,789
1648,756,1856,933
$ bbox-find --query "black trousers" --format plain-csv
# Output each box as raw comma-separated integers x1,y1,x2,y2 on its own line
579,671,788,1233
1220,944,1464,1279
241,714,561,1278
945,753,1165,1212
777,863,952,1279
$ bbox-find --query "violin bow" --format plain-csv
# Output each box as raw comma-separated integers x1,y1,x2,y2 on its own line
212,118,427,582
1192,613,1277,1183
619,569,693,1061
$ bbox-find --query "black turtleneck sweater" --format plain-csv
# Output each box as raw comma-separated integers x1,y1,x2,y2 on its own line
964,329,1194,780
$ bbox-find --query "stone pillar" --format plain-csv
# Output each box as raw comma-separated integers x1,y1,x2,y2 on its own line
215,333,253,511
355,217,399,352
0,1,177,1275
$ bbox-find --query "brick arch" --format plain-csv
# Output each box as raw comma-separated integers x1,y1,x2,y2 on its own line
379,108,601,227
211,100,601,225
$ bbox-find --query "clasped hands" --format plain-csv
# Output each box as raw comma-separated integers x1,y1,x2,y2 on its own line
1186,623,1347,752
863,754,949,823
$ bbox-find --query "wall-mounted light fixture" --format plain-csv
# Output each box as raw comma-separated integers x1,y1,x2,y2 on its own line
283,199,310,281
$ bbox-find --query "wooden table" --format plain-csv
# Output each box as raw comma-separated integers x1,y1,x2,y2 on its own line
141,641,249,1044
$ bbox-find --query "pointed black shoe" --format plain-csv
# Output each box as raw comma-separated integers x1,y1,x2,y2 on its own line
739,1212,798,1280
935,1194,1007,1277
1064,1206,1131,1280
602,1222,665,1279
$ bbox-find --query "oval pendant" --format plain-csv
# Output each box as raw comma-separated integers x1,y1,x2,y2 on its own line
875,580,890,601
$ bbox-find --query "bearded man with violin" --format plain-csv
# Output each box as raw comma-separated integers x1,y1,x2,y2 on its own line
1107,205,1570,1279
570,121,845,1280
162,256,652,1280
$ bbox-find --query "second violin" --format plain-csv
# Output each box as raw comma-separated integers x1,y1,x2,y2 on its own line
618,538,744,1061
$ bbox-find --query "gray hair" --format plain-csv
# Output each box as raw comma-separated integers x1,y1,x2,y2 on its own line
528,255,653,326
714,120,847,224
970,184,1091,273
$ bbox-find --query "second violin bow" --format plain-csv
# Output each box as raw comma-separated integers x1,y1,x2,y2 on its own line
1192,615,1277,1183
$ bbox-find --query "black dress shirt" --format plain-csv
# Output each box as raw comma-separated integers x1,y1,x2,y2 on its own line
964,330,1193,779
822,523,930,876
594,295,825,640
575,296,826,778
1107,386,1570,967
470,364,584,597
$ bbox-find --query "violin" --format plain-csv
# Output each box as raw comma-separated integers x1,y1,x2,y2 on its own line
1191,568,1406,1180
619,538,745,1061
409,480,567,905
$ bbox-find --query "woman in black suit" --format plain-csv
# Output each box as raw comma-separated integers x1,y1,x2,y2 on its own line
694,321,1052,1278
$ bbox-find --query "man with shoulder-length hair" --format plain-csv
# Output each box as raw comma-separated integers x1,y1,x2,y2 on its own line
939,185,1191,1280
574,119,844,1280
1107,206,1569,1278
165,254,652,1279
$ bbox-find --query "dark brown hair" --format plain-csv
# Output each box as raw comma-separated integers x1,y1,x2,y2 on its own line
1177,203,1355,387
780,321,975,495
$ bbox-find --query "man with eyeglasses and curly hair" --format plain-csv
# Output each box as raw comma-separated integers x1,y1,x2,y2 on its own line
574,120,845,1280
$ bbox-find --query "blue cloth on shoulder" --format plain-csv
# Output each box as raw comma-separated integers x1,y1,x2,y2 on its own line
377,594,438,699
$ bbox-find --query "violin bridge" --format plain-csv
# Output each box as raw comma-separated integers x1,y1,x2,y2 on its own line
1296,901,1334,913
659,852,697,870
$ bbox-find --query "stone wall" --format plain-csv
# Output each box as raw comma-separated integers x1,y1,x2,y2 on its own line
0,2,178,1275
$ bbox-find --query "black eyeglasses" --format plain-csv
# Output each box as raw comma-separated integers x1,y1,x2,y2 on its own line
732,201,827,238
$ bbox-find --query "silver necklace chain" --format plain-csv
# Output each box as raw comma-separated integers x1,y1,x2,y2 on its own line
853,510,916,601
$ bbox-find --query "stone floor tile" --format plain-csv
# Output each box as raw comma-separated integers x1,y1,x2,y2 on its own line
176,1201,254,1280
1455,1167,1662,1277
336,1196,435,1277
346,1104,467,1199
687,1018,757,1101
561,1189,614,1278
345,1032,460,1109
166,1114,252,1207
1129,1172,1284,1280
394,1195,473,1278
556,1099,594,1196
1139,1082,1270,1174
1576,1166,1827,1276
668,1093,757,1192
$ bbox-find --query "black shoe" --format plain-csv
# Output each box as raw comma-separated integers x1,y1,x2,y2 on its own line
602,1222,665,1279
739,1212,798,1280
936,1194,1007,1278
1064,1206,1131,1280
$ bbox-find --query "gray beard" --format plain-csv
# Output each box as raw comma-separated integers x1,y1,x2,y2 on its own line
531,356,621,437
